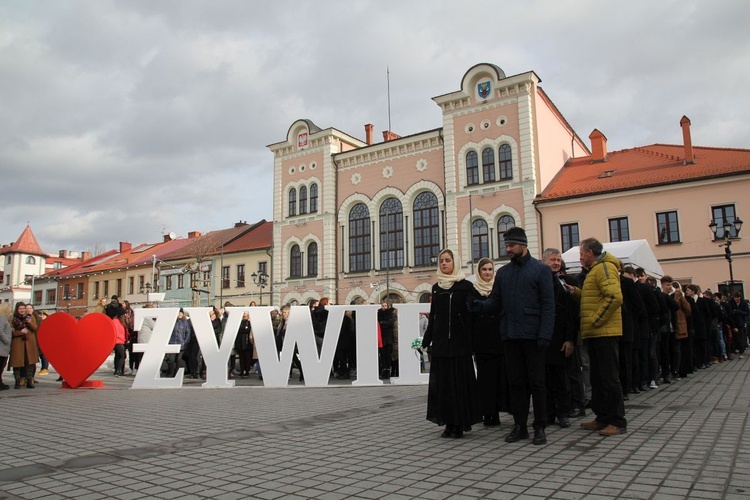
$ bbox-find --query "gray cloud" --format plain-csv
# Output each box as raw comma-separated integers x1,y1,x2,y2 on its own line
0,0,748,254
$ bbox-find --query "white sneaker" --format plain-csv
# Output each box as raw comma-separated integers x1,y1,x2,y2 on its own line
649,380,659,389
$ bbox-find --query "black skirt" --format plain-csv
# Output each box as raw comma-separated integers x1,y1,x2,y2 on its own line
426,355,482,431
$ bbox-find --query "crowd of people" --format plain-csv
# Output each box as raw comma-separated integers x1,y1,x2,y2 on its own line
421,227,749,443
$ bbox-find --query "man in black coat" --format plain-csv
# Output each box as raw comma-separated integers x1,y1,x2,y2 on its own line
542,249,577,429
471,227,555,445
619,267,646,398
635,268,660,391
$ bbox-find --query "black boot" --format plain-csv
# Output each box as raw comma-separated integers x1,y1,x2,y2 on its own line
505,425,529,442
532,427,547,445
441,425,453,438
13,369,21,389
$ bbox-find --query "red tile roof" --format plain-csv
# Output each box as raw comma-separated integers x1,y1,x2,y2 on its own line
161,220,271,261
0,225,45,256
536,144,750,203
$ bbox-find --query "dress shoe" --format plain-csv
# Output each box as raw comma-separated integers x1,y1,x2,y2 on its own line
451,428,464,439
532,428,547,445
623,393,630,401
580,420,607,431
557,417,571,428
568,408,586,418
599,424,626,436
639,385,649,392
505,425,529,443
631,387,641,394
490,415,501,426
441,425,453,438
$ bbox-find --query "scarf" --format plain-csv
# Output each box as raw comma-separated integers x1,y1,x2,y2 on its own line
473,274,494,297
436,251,467,290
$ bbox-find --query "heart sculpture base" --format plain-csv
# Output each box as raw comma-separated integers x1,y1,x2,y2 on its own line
62,380,104,389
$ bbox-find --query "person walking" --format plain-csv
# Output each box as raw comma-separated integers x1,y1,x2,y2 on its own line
422,249,481,439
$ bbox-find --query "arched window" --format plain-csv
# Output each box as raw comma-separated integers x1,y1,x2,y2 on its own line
482,147,495,182
497,215,516,258
349,203,371,272
288,188,297,217
25,256,36,265
466,151,479,185
290,245,302,278
309,183,318,213
307,242,318,277
413,191,440,267
472,219,489,262
499,144,512,180
299,186,308,215
379,197,404,269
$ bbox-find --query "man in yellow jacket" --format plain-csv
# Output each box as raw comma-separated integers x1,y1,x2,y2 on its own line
571,237,626,436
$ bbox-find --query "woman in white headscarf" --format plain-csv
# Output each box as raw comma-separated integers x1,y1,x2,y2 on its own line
421,249,481,438
471,257,511,427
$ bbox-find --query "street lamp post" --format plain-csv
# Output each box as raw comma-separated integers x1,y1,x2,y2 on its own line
709,216,743,295
251,270,269,306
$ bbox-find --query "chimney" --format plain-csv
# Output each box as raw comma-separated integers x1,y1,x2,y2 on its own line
589,129,608,161
680,115,694,164
163,234,171,242
234,220,248,228
81,251,91,261
59,250,67,258
188,231,202,239
119,242,132,253
365,124,374,145
382,130,401,142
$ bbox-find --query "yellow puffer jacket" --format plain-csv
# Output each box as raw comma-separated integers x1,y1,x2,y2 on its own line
573,251,623,339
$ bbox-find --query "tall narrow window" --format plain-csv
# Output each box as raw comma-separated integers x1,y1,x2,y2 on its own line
288,188,297,217
116,279,122,297
307,242,318,277
104,281,109,298
379,197,404,269
94,281,100,299
178,274,184,289
222,266,230,289
472,219,489,262
413,191,440,267
466,151,479,185
482,147,495,182
165,276,172,291
290,245,302,278
309,183,318,213
561,223,580,252
499,144,513,180
349,203,371,272
236,264,245,287
497,215,516,257
77,283,84,299
609,217,630,242
299,185,308,215
128,277,134,295
712,204,738,239
656,211,680,244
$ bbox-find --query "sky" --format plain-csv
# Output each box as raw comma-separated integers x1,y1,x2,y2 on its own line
1,0,749,255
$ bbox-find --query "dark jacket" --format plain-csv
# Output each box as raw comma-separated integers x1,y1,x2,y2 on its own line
482,252,555,342
169,317,192,350
636,280,660,337
471,288,502,355
378,307,395,345
547,273,578,365
422,280,474,357
235,319,253,352
728,298,750,330
620,277,646,343
312,305,328,338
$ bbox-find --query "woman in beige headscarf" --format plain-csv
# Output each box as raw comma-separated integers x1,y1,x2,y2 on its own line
471,257,510,427
421,249,481,438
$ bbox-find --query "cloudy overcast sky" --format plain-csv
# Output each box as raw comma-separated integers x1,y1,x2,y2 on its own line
1,0,748,255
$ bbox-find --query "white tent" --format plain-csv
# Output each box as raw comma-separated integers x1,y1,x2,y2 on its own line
561,239,664,278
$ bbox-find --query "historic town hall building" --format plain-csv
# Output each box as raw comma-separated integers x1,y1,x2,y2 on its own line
268,63,588,305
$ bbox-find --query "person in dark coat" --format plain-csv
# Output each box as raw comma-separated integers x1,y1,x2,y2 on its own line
727,291,749,357
635,268,660,391
470,227,555,445
311,298,329,355
422,249,481,439
378,301,395,379
541,249,578,428
335,311,355,380
470,257,510,427
235,312,253,377
619,267,646,398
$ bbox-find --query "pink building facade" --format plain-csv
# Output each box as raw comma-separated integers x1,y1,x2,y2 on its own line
535,119,750,296
268,63,588,305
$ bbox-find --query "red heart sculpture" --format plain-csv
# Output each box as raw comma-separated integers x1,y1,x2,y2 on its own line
37,312,116,388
